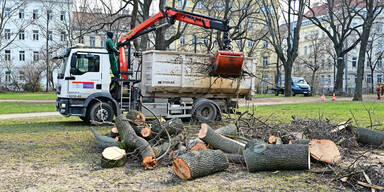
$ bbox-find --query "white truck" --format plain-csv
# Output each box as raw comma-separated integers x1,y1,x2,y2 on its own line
55,47,256,122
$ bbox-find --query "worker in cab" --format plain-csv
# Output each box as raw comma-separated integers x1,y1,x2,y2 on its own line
105,31,120,78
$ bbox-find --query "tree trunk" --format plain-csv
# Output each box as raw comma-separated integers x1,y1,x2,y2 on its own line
284,63,293,97
90,127,119,149
311,70,316,95
115,114,158,169
355,127,384,147
243,143,310,172
172,149,229,180
335,53,345,95
289,139,310,144
224,153,245,164
199,123,246,154
186,138,208,151
371,68,375,94
215,124,237,136
101,146,127,168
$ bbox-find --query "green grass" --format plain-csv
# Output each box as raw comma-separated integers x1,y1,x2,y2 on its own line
252,93,313,98
0,102,56,114
241,101,384,130
0,92,56,100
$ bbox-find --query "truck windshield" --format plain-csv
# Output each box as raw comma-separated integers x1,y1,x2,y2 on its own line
57,57,67,79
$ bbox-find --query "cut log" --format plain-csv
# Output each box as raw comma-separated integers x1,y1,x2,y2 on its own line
90,127,119,149
215,124,237,136
131,124,152,138
243,142,310,172
187,138,208,152
355,127,384,147
116,114,157,169
101,146,127,168
281,132,307,144
153,134,184,157
268,135,282,144
169,145,188,159
309,139,341,164
224,153,245,164
289,139,310,145
199,123,245,154
149,118,184,138
172,149,229,180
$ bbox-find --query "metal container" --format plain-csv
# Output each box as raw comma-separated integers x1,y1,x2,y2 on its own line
136,50,256,98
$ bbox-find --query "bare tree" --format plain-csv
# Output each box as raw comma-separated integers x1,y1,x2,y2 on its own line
22,61,45,92
304,0,364,95
296,31,329,94
258,0,308,96
352,0,384,101
365,31,384,94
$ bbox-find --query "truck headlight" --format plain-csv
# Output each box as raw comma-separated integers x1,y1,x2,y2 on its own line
61,103,66,108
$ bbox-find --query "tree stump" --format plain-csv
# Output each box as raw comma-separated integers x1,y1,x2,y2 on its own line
90,127,119,149
355,127,384,147
101,146,127,168
172,149,229,180
215,124,237,136
243,142,310,172
309,139,341,164
199,123,245,154
116,114,158,169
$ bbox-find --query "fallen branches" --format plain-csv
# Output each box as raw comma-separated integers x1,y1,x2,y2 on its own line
90,127,119,149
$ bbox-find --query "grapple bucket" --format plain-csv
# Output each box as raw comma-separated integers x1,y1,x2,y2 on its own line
211,51,244,78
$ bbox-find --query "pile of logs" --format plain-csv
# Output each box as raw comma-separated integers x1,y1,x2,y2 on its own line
90,112,384,188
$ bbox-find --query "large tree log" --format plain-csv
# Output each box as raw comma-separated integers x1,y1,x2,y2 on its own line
243,142,310,172
186,138,208,151
101,146,127,168
199,123,245,154
309,139,341,164
172,149,229,180
149,118,184,138
289,139,310,145
224,153,245,164
215,124,237,136
116,114,158,169
355,127,384,147
90,127,119,149
153,134,184,158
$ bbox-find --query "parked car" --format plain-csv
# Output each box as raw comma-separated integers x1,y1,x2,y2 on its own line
272,77,312,96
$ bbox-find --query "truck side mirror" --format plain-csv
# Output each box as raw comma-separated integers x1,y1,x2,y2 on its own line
70,54,77,68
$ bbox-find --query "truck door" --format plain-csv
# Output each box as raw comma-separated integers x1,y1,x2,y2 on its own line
67,53,102,97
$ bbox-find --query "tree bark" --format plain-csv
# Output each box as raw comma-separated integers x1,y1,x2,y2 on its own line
335,52,345,95
115,114,158,169
101,146,127,168
215,124,237,136
90,127,119,149
243,142,310,172
149,118,184,138
199,123,246,154
186,138,208,151
284,63,293,96
153,134,184,157
224,153,245,164
172,149,229,180
289,139,310,144
355,127,384,147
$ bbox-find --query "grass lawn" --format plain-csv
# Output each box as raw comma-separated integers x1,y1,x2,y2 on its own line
252,93,314,98
0,92,56,100
241,101,384,130
0,102,56,114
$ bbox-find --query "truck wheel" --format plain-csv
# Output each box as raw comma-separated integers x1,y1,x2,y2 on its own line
89,102,114,122
80,116,90,123
193,102,217,122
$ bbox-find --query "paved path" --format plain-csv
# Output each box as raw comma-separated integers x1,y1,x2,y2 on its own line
0,99,55,103
239,96,353,106
0,112,60,120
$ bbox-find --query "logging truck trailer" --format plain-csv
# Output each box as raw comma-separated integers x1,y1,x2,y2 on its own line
55,47,256,122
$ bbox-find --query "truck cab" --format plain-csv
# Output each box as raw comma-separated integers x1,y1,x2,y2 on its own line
55,46,119,122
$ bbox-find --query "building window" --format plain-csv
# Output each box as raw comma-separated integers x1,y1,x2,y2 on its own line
4,8,11,17
33,9,39,20
19,9,24,19
60,11,66,21
19,51,25,61
101,37,106,47
4,29,11,40
263,40,268,48
60,32,66,41
47,10,53,20
378,40,383,51
192,34,197,44
19,71,25,81
378,24,383,33
321,59,325,68
367,74,372,84
304,46,307,55
33,30,39,40
4,50,11,61
248,40,253,48
328,75,332,85
247,22,253,29
79,36,84,43
33,51,39,61
377,74,382,84
90,36,95,47
19,30,25,40
5,71,11,82
180,35,185,45
262,56,269,67
195,1,204,9
177,0,185,7
378,57,382,68
352,57,357,68
48,31,52,41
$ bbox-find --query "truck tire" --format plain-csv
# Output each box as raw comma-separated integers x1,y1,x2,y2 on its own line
193,102,217,122
80,116,90,123
89,102,114,122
